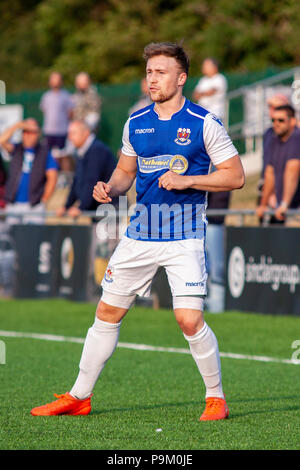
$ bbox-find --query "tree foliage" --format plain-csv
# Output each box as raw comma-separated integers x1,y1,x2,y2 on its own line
0,0,299,91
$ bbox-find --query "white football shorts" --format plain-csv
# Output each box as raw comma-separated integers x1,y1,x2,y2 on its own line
101,236,207,298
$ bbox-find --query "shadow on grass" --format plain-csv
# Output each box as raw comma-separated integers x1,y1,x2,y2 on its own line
92,400,200,416
91,394,300,418
228,394,300,418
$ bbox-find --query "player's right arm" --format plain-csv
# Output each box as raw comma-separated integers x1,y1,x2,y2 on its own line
0,121,24,153
93,117,138,203
93,152,137,203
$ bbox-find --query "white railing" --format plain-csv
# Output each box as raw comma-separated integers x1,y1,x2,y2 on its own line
225,67,300,155
1,208,300,227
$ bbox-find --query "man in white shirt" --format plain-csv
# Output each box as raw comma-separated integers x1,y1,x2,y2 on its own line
40,72,74,151
192,58,227,121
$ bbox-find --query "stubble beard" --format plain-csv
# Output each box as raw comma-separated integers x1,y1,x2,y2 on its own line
150,87,178,104
275,127,291,140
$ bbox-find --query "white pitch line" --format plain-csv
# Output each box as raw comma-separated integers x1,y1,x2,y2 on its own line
0,329,299,365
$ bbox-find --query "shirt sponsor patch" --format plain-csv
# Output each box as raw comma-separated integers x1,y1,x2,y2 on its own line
138,155,188,174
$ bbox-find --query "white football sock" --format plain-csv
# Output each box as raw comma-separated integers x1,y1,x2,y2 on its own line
70,317,121,400
184,322,224,399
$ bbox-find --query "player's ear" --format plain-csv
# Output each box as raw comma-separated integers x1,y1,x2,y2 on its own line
178,72,187,87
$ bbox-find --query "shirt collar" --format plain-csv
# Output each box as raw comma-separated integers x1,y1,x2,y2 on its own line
152,98,188,121
77,133,95,157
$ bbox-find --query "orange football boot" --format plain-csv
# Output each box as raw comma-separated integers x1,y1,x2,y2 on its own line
200,397,229,421
30,393,92,416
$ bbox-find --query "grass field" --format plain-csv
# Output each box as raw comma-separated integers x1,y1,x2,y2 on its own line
0,298,299,451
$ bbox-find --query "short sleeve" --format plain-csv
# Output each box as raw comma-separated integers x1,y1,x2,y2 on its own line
45,151,59,170
286,133,300,161
121,118,137,157
203,113,238,166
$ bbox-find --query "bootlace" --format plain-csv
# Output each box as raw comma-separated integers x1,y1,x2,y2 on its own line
206,398,222,412
53,393,69,400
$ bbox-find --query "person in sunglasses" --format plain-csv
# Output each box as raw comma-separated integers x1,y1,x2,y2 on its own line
0,119,58,224
257,94,290,224
256,104,300,223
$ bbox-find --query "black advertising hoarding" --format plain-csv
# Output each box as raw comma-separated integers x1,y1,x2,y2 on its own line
11,224,92,301
226,227,300,315
7,223,173,307
55,225,92,301
12,224,57,299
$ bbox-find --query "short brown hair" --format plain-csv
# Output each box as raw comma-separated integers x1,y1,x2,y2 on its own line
143,42,190,75
274,104,295,118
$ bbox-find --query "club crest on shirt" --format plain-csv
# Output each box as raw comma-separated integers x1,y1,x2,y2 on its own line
104,265,114,283
175,127,191,145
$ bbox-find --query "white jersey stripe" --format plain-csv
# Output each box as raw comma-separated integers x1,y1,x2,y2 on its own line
129,108,151,120
187,108,205,119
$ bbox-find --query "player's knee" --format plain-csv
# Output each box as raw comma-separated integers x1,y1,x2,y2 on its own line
96,300,127,324
175,313,204,336
96,290,135,323
173,296,204,335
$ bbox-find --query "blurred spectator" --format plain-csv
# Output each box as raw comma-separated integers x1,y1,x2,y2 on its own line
72,72,102,132
257,93,290,223
128,78,152,115
0,119,58,224
256,105,300,223
0,152,7,208
263,93,290,173
205,180,231,313
56,120,116,219
52,73,102,173
192,58,227,121
40,72,74,151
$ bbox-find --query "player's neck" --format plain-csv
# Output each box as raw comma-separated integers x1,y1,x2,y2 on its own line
154,94,186,120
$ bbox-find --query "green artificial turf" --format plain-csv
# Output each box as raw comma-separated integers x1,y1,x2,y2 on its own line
0,298,299,450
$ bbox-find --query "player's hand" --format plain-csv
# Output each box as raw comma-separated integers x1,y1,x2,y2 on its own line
67,206,81,218
56,206,66,217
275,203,287,221
158,171,191,191
256,205,267,219
93,181,112,203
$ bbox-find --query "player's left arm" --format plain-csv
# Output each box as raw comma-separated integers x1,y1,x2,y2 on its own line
158,155,244,192
159,114,244,192
275,158,300,220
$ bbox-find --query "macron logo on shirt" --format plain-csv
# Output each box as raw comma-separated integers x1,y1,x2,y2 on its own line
135,128,155,134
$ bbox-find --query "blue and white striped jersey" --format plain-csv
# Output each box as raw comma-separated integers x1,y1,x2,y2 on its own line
121,98,237,241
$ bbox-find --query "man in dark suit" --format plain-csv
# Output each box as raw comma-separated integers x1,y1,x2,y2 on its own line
56,120,116,218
